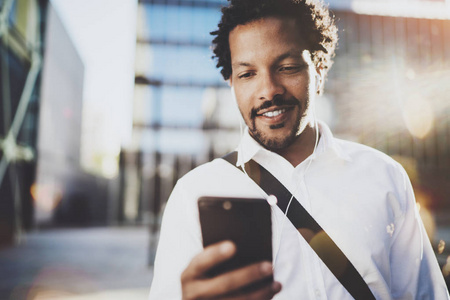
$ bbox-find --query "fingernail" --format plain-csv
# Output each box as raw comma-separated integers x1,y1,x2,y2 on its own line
220,241,234,254
260,262,273,275
271,282,282,293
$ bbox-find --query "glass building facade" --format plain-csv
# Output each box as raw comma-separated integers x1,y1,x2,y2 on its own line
0,0,47,246
136,0,226,130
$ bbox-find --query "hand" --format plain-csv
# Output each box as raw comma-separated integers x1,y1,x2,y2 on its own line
181,240,282,300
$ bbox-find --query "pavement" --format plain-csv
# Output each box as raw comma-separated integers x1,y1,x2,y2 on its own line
0,227,153,300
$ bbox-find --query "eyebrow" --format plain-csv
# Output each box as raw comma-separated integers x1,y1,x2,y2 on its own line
232,61,253,68
231,50,304,69
277,50,303,62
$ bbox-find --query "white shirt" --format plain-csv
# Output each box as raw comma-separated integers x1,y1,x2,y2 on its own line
149,122,449,300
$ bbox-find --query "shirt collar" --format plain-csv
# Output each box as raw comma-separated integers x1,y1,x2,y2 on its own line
317,121,352,162
235,121,351,167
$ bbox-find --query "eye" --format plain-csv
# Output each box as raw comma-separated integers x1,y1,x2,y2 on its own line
279,66,298,73
279,64,306,74
238,72,255,79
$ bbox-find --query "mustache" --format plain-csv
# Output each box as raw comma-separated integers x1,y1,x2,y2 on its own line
250,95,300,119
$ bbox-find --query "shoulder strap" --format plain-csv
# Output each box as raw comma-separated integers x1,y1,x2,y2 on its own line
222,151,375,300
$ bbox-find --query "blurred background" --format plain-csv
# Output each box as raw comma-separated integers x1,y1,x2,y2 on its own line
0,0,449,299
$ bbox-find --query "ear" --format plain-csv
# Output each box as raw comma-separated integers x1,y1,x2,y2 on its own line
228,77,233,87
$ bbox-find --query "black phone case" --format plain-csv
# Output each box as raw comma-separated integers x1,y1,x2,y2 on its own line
198,196,273,293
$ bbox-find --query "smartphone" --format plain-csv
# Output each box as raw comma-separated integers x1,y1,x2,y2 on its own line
198,196,273,292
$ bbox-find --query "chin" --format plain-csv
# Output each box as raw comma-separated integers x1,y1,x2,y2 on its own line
248,116,302,151
253,131,298,151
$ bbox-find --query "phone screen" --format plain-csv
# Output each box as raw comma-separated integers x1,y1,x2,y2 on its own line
198,196,273,291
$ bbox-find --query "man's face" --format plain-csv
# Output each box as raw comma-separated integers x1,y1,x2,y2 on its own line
229,17,318,151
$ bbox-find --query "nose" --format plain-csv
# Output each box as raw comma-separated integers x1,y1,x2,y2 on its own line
258,72,285,101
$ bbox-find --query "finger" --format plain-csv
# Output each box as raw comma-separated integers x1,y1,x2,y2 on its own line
182,241,236,282
219,281,282,300
191,261,274,298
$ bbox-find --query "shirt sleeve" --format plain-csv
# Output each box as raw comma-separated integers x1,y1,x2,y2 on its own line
389,164,449,299
148,180,203,300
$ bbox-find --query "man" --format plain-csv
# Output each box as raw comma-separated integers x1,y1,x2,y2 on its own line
149,0,449,299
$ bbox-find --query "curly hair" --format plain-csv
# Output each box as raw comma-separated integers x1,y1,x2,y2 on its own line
211,0,338,81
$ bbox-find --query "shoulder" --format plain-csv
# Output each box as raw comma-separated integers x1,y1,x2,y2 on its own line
334,138,412,210
175,157,264,201
162,159,237,222
337,138,397,163
335,138,404,174
332,138,411,198
180,157,239,184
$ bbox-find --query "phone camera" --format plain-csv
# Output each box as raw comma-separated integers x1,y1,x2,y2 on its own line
223,201,232,210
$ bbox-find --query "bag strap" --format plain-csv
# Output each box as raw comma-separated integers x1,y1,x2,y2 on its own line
222,151,375,300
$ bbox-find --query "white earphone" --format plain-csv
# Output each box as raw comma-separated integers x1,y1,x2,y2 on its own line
315,74,321,94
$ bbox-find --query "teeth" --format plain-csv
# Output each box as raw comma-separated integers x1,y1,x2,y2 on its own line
263,109,286,118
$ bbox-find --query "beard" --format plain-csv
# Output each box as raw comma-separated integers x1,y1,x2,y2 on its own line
247,95,304,151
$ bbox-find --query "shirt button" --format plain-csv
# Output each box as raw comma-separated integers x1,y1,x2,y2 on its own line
315,289,321,298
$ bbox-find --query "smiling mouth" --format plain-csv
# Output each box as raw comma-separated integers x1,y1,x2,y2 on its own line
256,106,294,118
260,109,286,118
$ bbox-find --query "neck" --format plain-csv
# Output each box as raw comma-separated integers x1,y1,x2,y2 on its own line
274,124,319,167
